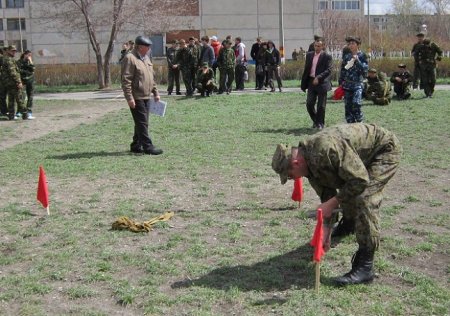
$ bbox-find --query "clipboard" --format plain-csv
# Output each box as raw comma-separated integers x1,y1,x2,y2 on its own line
149,100,167,117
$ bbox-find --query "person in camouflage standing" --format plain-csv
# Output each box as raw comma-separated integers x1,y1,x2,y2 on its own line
217,40,235,94
0,47,7,117
18,50,36,118
390,63,412,100
188,37,200,93
196,62,216,97
173,39,194,96
272,123,402,286
411,32,425,90
2,45,28,120
166,40,181,95
365,68,391,105
339,37,368,123
417,38,442,98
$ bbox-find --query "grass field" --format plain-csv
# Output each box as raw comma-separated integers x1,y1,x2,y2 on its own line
0,90,449,315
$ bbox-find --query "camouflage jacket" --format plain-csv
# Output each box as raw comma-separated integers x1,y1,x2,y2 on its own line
166,47,178,68
298,123,400,203
189,44,200,68
174,47,192,70
339,51,368,91
367,72,389,96
217,47,235,69
390,70,412,87
1,55,22,87
196,68,214,86
418,42,443,65
17,58,35,81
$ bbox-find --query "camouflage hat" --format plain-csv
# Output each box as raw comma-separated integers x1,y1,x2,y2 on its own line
272,144,292,185
368,68,377,73
6,45,17,51
345,36,361,45
202,62,209,67
398,63,406,68
416,32,425,37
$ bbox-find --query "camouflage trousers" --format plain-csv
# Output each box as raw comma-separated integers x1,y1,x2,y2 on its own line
180,68,193,95
340,137,402,251
344,87,364,123
219,67,234,93
0,84,7,114
419,63,436,97
22,79,34,112
7,86,26,116
196,80,216,94
167,68,180,94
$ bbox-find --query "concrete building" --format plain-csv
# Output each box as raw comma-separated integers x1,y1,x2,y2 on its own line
0,0,364,64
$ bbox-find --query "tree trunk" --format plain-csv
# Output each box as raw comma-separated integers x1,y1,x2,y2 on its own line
96,54,105,89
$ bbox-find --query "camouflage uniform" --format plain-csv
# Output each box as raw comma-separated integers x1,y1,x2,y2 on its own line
417,40,442,97
189,43,200,92
17,57,35,113
196,66,216,96
174,46,194,96
390,67,412,100
298,123,402,251
166,45,181,95
2,53,27,120
217,46,235,93
366,71,391,105
411,42,422,89
339,52,368,123
0,52,7,115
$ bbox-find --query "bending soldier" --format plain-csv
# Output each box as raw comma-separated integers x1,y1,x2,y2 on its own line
366,68,391,105
390,63,412,100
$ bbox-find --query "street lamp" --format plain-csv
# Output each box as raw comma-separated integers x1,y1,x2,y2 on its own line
279,0,285,63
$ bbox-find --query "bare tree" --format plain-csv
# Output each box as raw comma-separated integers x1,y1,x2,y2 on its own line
33,0,198,89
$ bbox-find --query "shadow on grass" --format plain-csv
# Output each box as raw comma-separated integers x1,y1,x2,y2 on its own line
171,243,317,292
47,151,131,159
254,127,317,136
172,206,299,213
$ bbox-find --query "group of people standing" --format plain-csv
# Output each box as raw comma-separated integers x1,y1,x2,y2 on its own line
0,45,35,121
165,35,248,97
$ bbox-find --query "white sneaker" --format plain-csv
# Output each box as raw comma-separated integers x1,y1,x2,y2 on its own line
27,113,35,120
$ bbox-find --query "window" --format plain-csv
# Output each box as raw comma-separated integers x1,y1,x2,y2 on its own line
319,1,328,10
6,0,24,8
7,18,26,31
332,0,360,10
0,19,3,31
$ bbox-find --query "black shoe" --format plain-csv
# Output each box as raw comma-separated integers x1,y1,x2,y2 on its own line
206,92,210,97
334,248,375,286
331,217,355,238
130,147,143,154
176,91,182,95
144,146,163,155
168,92,172,95
200,92,205,97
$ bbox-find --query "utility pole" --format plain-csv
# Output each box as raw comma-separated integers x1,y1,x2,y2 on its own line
279,0,285,63
368,0,371,53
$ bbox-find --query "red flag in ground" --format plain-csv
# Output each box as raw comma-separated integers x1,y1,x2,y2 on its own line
37,166,49,208
291,177,303,202
310,208,325,262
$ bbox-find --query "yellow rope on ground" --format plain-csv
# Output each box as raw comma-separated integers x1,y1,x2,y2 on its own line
111,211,174,232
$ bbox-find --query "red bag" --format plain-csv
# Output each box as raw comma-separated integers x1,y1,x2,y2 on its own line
333,86,345,100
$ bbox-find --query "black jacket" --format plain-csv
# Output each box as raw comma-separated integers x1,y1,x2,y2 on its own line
301,51,333,93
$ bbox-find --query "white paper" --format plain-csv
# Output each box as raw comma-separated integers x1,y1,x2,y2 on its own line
149,100,167,117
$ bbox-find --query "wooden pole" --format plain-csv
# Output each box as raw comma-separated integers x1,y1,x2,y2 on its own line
46,206,50,216
315,262,320,294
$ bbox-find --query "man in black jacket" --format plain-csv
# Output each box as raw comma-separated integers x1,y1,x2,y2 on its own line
301,39,333,129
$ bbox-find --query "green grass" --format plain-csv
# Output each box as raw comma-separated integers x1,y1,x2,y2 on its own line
0,90,449,315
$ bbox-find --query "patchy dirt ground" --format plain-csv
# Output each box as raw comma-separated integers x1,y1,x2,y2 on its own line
0,100,123,150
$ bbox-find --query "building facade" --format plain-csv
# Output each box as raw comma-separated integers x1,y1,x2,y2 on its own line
0,0,365,64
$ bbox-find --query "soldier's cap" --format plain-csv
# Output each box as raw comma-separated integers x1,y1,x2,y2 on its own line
398,63,407,68
202,62,209,68
6,45,17,51
272,144,292,185
313,34,321,40
188,37,195,41
368,68,377,73
345,36,361,45
135,36,152,46
416,32,425,37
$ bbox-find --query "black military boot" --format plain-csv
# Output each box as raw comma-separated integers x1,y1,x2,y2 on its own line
335,248,375,286
144,146,163,155
331,217,355,238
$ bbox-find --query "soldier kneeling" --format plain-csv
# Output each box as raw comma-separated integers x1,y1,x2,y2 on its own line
390,63,412,100
366,68,391,105
196,62,216,97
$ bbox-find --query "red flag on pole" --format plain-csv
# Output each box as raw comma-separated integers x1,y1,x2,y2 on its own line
310,208,325,262
37,166,49,214
291,177,303,202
